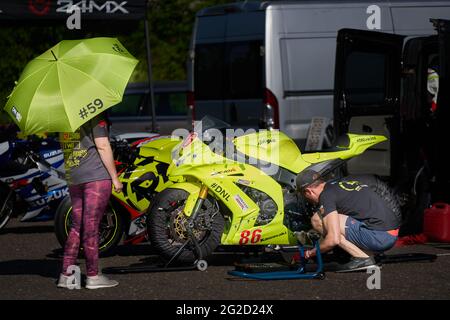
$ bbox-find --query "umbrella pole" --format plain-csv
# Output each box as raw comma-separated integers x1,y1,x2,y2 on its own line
145,3,157,133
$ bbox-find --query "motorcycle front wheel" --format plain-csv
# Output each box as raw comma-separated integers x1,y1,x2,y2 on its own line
54,196,123,256
148,189,225,264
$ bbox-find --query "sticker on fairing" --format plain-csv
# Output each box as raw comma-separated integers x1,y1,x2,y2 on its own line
234,194,249,211
237,179,251,186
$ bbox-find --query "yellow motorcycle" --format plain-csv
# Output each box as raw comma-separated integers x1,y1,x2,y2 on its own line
148,117,400,265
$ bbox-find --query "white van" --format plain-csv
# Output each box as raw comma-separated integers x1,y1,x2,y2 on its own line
187,0,450,148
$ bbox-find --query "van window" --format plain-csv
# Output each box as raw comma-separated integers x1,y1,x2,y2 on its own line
344,51,387,105
108,93,147,117
228,41,263,99
108,87,187,118
155,92,187,116
195,40,263,100
195,43,225,100
280,38,336,93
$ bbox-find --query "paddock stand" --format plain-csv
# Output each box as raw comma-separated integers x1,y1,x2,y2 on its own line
228,239,325,280
103,227,208,274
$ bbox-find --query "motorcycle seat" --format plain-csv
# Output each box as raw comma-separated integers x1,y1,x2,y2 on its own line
302,135,350,154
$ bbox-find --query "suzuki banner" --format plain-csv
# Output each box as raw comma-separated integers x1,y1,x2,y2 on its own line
0,0,147,21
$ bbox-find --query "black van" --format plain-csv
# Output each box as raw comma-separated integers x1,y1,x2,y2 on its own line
334,19,450,233
107,81,189,135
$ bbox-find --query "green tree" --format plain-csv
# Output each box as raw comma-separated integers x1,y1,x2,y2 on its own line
0,0,238,124
0,26,67,123
134,0,233,81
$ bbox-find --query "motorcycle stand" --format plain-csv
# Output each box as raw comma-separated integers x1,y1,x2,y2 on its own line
102,225,208,274
228,239,325,280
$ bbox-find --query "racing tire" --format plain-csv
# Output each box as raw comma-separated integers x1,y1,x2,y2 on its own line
54,196,124,257
148,188,225,264
348,174,402,223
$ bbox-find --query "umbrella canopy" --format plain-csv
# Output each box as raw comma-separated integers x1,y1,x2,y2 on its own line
3,37,138,135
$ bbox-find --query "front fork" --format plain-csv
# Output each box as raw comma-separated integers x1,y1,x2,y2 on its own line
165,184,209,267
186,185,209,257
187,184,209,228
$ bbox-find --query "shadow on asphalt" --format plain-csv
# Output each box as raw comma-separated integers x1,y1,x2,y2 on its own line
46,243,156,259
0,259,60,278
0,225,54,235
49,244,269,264
47,248,64,259
113,244,155,257
104,250,284,272
428,243,450,251
100,252,256,273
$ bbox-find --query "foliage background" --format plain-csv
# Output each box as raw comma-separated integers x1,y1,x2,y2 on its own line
0,0,234,123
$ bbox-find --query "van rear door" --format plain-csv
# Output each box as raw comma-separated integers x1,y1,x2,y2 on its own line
433,19,450,200
333,29,404,177
434,19,450,121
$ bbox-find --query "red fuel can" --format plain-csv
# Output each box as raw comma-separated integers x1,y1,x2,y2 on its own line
424,203,450,242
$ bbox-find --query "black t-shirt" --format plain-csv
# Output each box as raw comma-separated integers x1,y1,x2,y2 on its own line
319,179,400,231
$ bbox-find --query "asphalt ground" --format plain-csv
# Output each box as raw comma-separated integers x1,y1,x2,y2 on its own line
0,217,450,301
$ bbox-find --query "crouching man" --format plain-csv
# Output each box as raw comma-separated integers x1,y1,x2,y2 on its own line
296,170,400,272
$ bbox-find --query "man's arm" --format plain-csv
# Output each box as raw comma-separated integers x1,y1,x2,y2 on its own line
306,210,341,258
95,136,123,193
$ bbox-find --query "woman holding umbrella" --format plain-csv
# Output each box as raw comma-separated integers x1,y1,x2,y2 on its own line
57,115,123,289
3,38,139,289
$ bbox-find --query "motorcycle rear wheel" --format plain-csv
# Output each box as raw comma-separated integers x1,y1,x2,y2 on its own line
54,196,124,256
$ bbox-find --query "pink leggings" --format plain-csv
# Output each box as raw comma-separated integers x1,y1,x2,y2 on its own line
62,179,111,277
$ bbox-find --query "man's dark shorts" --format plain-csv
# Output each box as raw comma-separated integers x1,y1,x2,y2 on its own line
345,217,397,252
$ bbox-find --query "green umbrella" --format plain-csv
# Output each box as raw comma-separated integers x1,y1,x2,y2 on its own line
3,37,138,135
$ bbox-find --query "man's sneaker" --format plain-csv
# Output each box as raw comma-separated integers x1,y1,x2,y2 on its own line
85,274,119,289
56,273,81,290
335,256,377,273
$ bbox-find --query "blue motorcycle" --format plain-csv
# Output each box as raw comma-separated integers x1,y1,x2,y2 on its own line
0,134,67,230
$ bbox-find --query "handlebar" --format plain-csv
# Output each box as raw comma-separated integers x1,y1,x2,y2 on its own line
111,139,138,165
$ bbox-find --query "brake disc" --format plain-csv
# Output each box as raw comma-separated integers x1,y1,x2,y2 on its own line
169,206,205,243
